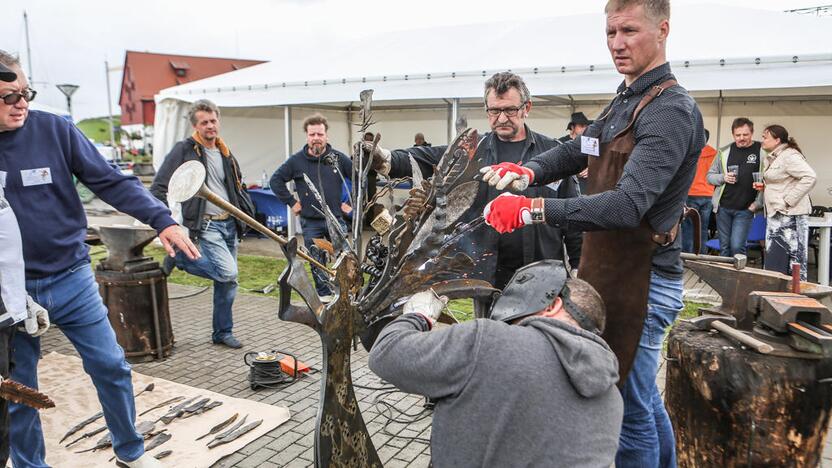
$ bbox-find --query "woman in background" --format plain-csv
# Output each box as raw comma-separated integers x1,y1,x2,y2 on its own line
756,125,816,280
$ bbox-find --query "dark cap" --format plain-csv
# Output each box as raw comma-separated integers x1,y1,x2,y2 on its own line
0,63,16,83
566,112,592,130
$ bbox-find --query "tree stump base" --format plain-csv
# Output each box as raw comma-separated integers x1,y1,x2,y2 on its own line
666,321,832,467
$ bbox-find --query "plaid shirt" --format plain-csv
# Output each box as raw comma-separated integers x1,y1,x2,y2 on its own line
526,63,705,278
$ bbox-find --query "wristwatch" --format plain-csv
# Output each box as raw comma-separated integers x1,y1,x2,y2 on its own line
530,198,546,224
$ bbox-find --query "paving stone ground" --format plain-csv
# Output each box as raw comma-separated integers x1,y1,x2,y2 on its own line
40,283,431,467
40,281,832,467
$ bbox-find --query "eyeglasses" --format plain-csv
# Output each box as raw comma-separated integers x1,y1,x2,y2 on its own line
1,89,37,105
485,105,525,117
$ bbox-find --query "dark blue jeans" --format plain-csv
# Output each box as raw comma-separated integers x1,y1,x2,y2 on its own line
716,206,753,257
616,271,683,468
12,262,144,466
174,218,238,342
300,217,346,296
682,196,712,254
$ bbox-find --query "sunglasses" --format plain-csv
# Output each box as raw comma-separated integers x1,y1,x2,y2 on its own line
1,89,37,105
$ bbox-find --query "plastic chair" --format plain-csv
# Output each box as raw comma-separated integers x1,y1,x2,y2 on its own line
705,214,767,260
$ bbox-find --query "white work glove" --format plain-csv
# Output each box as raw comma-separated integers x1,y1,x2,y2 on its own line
359,141,391,176
24,296,50,337
479,162,535,191
403,289,449,328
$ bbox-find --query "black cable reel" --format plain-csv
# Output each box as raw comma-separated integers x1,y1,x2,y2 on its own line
243,350,300,390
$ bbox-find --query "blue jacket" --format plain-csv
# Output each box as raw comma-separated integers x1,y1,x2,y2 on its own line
270,144,352,221
0,111,176,278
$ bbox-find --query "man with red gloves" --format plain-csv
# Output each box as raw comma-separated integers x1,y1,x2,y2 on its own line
367,72,581,290
480,1,704,467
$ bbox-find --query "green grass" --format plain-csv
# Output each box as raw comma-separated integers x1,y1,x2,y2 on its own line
77,116,119,144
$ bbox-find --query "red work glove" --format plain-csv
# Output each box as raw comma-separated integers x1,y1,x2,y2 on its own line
483,193,533,234
479,162,535,191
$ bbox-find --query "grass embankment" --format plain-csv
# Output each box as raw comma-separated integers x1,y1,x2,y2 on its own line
77,116,119,144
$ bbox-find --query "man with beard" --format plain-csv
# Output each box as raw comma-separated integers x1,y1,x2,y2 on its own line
271,113,352,300
151,99,252,349
367,72,582,291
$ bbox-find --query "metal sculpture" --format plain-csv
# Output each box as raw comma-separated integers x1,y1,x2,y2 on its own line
167,90,497,466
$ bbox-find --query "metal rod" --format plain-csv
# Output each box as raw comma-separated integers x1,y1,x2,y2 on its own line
149,278,164,360
792,264,801,294
105,60,116,147
198,186,335,275
23,11,33,82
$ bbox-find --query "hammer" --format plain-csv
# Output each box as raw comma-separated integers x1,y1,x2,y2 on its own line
680,253,747,270
687,315,773,354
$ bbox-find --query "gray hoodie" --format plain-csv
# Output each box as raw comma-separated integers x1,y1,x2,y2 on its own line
369,314,623,468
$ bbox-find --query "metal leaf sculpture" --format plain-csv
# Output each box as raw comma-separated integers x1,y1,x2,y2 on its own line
277,100,498,465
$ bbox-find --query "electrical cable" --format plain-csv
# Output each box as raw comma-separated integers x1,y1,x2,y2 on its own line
354,377,433,444
168,286,210,300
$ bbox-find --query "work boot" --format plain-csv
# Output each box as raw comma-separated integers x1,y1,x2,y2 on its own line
214,334,243,349
115,453,163,467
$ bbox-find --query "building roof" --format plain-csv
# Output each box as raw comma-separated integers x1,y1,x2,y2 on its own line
119,50,265,106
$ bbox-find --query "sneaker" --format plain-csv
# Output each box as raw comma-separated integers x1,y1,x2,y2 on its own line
160,255,176,276
319,294,335,303
116,453,164,467
213,334,242,349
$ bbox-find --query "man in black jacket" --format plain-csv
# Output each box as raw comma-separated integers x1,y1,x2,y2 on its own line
369,72,582,291
151,99,249,349
270,113,352,300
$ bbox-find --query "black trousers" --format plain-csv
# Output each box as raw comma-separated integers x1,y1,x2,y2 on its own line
0,325,15,467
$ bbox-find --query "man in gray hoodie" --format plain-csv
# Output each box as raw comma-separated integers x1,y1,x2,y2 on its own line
369,260,623,467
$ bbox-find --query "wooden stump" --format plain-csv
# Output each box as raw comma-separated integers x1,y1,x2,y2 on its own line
666,322,832,467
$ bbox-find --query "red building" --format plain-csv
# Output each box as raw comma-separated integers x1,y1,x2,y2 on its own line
119,51,265,126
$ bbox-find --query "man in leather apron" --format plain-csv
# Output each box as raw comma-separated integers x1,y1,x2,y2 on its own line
480,1,705,467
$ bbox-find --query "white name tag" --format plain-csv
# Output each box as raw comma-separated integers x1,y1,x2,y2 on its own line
21,167,53,187
581,136,600,157
0,171,6,188
546,180,563,192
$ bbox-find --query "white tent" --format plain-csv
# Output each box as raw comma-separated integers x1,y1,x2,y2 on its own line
154,4,832,203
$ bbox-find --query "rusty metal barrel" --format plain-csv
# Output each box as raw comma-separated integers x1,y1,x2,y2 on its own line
94,226,174,363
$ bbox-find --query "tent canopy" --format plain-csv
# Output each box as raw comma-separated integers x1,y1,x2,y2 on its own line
156,4,832,108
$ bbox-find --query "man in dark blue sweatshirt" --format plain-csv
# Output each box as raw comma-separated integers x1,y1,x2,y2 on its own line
0,52,197,468
270,113,352,300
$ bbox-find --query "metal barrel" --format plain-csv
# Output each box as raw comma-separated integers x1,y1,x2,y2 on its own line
95,266,174,363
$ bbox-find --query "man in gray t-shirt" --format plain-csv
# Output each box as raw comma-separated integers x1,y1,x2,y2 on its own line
151,99,250,349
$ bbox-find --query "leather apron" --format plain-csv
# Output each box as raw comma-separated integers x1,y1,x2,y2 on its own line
577,79,678,384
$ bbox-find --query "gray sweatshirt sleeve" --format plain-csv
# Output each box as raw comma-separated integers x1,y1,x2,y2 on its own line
705,150,725,187
368,315,483,399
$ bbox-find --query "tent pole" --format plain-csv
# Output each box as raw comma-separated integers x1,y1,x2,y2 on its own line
346,103,353,151
448,98,459,142
284,105,296,238
716,90,724,148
